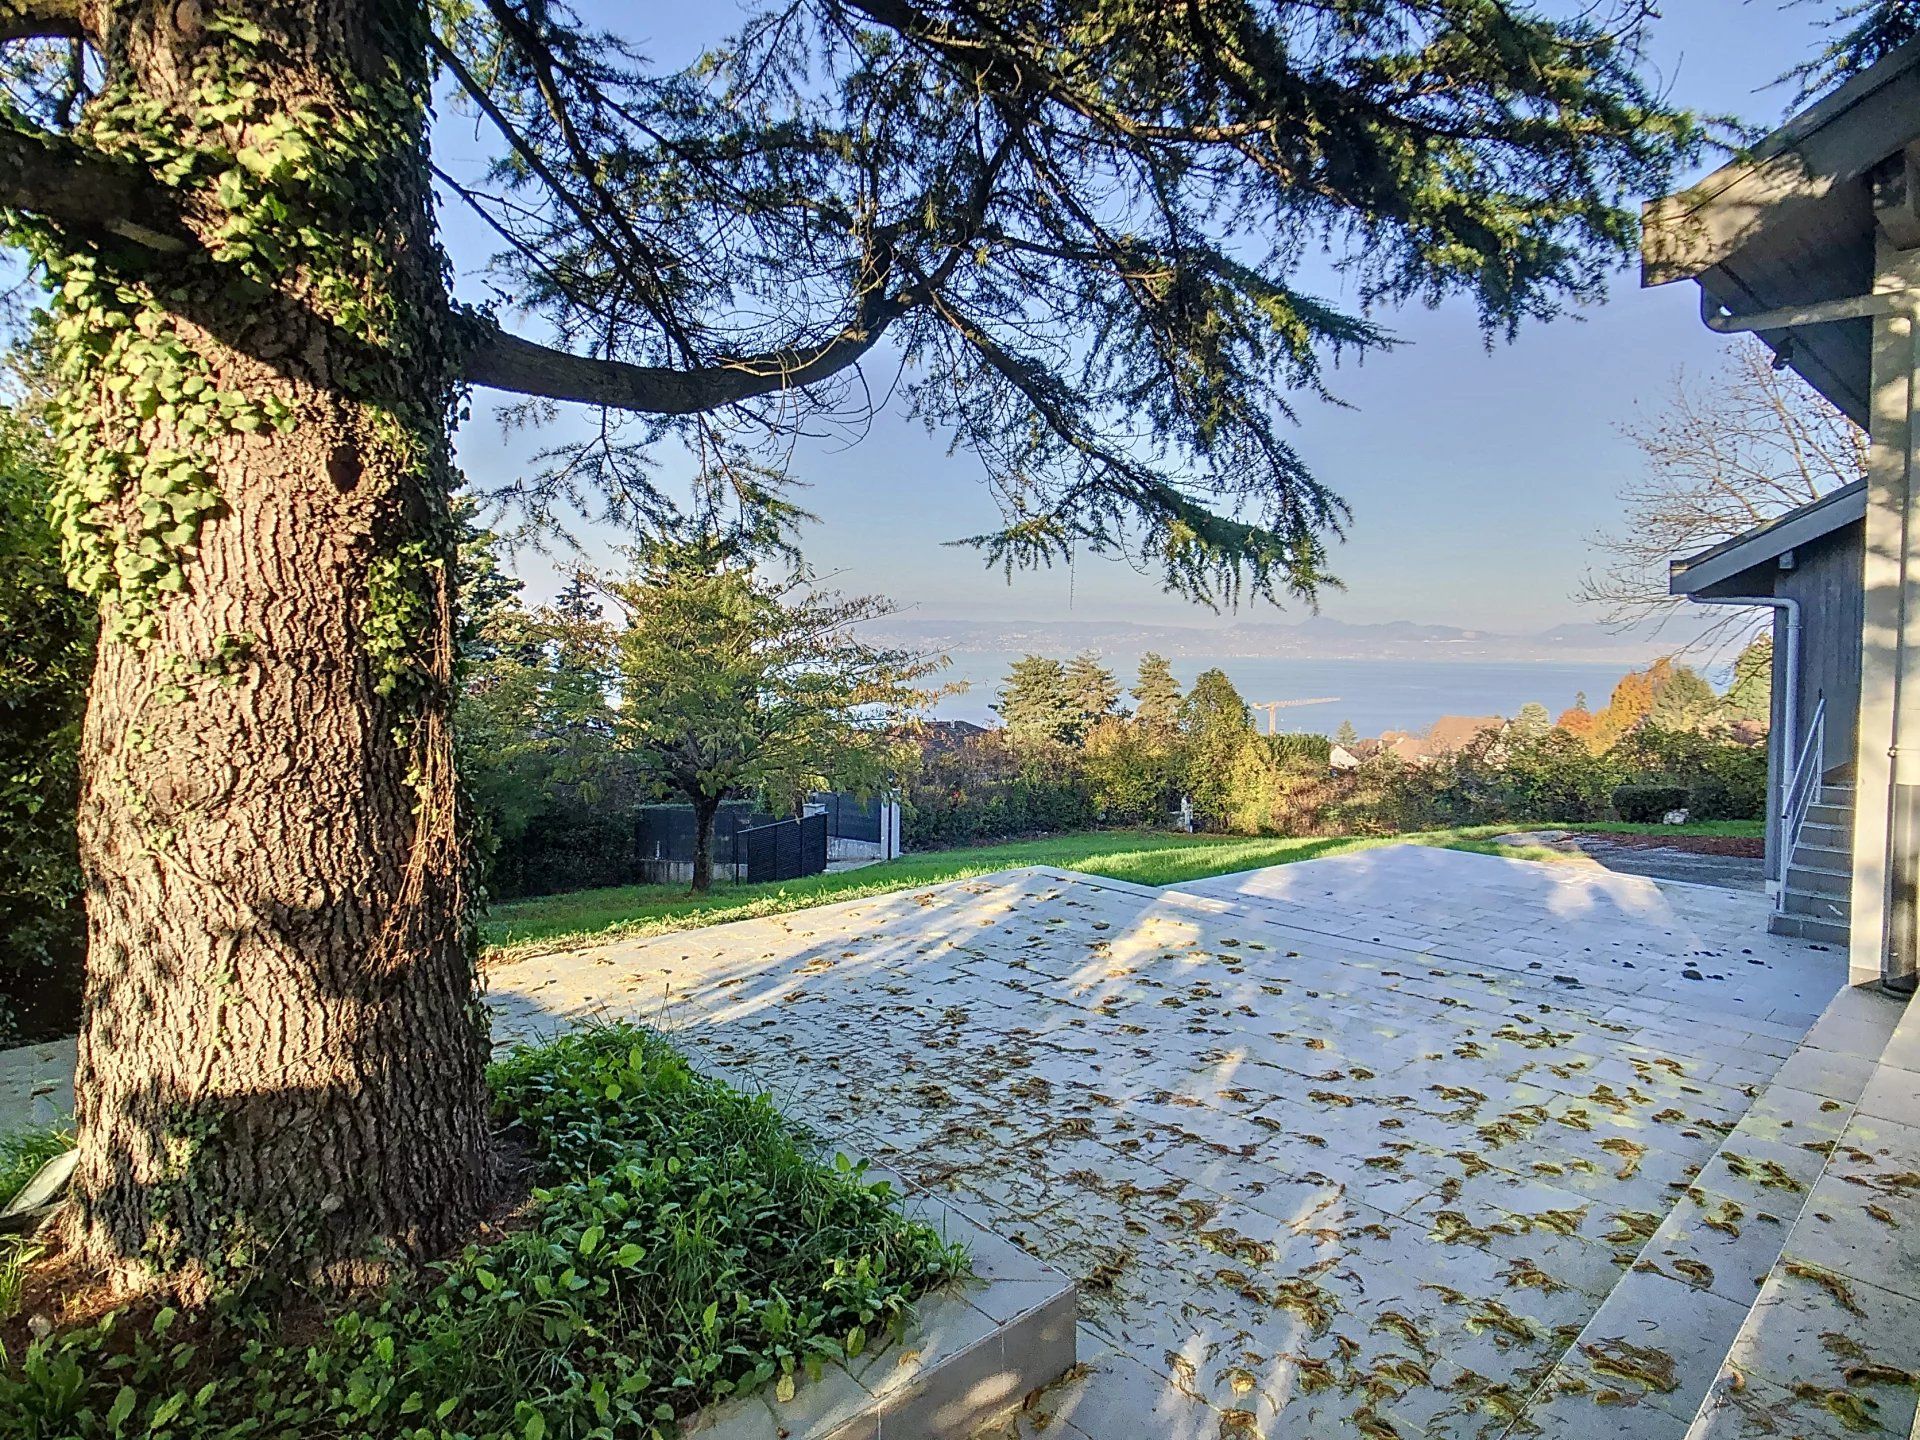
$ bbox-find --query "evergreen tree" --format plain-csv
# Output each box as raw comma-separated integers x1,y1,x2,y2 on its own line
1182,669,1252,732
1065,651,1122,729
1648,662,1721,733
1725,636,1774,724
0,409,91,1045
1132,653,1183,730
1334,719,1360,749
454,510,547,871
1788,2,1920,100
522,576,621,809
456,542,639,897
1180,669,1253,821
995,655,1080,747
1513,702,1553,739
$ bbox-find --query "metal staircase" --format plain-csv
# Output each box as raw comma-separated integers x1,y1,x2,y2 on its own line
1767,696,1852,946
1770,780,1853,944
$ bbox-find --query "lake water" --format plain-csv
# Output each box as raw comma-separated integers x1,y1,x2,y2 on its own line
930,653,1642,739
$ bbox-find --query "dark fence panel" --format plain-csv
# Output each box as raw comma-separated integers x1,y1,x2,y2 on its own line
811,791,883,843
799,812,829,874
634,801,772,865
738,815,830,882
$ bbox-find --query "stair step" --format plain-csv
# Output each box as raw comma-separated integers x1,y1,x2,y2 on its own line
1780,887,1849,921
1798,821,1851,851
1684,986,1917,1440
1781,881,1850,912
1769,911,1849,945
1788,840,1851,867
1783,862,1851,898
1508,986,1901,1439
1807,802,1855,827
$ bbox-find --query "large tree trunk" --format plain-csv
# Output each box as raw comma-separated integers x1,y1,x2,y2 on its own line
691,798,720,895
57,0,492,1300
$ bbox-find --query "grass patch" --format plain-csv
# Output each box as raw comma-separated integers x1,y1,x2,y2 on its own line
0,1127,70,1322
485,819,1763,960
0,1024,964,1438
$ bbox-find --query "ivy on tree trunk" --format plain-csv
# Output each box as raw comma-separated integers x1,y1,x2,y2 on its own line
37,0,492,1300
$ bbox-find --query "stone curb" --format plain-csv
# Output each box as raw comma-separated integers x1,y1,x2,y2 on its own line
679,1155,1077,1440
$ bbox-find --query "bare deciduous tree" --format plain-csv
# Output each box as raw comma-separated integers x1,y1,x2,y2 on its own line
1578,340,1864,639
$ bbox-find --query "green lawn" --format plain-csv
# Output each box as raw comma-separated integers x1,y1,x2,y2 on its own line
482,819,1761,961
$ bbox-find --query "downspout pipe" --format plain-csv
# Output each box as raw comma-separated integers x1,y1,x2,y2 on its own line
1687,595,1801,883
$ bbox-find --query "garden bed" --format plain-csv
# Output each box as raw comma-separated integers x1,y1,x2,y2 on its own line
0,1024,969,1439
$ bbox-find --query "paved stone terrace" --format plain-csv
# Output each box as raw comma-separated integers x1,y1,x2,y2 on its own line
487,846,1848,1440
0,1035,74,1139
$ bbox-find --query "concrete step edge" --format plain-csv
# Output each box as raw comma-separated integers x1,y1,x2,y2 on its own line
1507,987,1885,1438
1682,989,1913,1440
1769,913,1849,944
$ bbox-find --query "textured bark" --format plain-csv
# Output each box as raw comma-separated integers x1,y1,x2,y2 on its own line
65,0,492,1300
691,798,719,895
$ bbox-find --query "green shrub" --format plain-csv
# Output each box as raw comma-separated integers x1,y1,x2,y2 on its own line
1080,717,1178,824
1694,746,1767,821
1488,730,1623,823
488,808,642,898
902,732,1095,848
1613,783,1690,823
1267,733,1332,768
0,412,93,1046
0,1024,966,1439
1613,727,1766,822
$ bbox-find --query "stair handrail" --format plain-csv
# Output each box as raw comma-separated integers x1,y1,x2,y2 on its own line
1778,692,1826,910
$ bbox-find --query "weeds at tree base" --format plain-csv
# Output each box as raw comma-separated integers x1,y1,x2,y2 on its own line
0,1023,967,1438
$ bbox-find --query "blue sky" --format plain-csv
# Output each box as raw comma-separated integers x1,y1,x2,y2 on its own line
441,1,1844,635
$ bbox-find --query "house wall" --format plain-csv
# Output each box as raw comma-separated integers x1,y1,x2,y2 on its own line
1778,523,1865,779
1690,516,1864,887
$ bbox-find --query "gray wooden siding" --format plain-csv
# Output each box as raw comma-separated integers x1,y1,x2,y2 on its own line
1779,523,1864,778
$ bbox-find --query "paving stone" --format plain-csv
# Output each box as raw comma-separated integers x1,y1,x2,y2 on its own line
0,1038,72,1136
467,851,1858,1439
1688,1369,1910,1440
1635,1181,1802,1308
1765,1045,1879,1104
1785,1172,1920,1300
1518,1359,1695,1440
1565,1266,1753,1406
1714,1265,1920,1435
1010,1343,1223,1439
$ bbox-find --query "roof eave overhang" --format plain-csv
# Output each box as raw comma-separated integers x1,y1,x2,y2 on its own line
1669,480,1867,596
1641,37,1920,427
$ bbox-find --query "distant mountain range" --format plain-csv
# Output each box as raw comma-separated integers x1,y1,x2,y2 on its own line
863,614,1678,664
